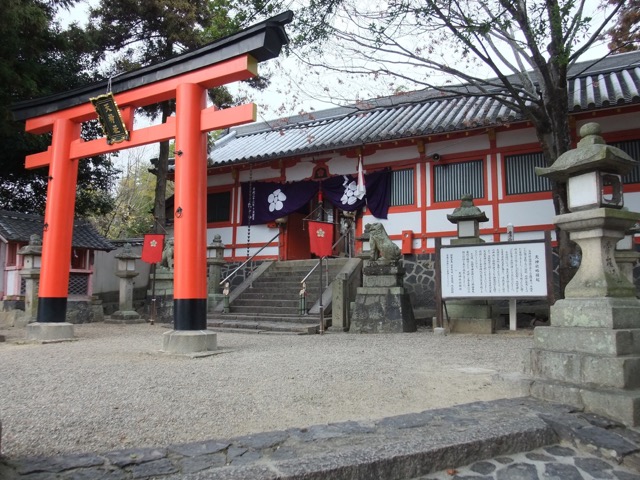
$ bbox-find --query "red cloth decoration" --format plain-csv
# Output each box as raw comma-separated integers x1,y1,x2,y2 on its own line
308,221,334,257
141,234,165,264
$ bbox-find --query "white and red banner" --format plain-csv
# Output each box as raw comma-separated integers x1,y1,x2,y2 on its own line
308,221,334,257
141,234,165,264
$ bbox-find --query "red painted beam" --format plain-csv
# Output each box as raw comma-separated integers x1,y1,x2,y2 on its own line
25,103,256,169
24,55,257,135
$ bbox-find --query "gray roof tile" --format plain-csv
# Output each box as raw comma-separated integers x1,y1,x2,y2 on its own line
0,210,114,251
209,51,640,166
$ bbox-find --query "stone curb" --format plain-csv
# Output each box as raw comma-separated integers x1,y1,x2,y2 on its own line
1,397,638,480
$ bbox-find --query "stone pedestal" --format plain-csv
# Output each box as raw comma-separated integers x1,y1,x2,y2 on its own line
444,233,494,334
26,322,74,343
349,261,416,333
149,268,174,297
162,330,218,355
528,208,640,427
446,302,494,334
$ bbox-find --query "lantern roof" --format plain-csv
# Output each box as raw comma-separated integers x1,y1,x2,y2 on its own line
447,195,489,224
536,123,637,181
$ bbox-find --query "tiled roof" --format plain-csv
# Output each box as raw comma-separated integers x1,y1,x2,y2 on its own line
209,51,640,166
0,210,115,251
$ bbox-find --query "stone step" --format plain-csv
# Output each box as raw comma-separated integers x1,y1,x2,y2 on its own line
230,298,301,308
207,318,319,334
209,312,321,325
228,305,302,316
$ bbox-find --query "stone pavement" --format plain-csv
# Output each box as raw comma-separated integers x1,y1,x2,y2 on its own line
1,397,639,480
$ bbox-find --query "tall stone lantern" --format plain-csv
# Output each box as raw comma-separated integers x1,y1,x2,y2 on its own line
18,234,43,322
110,243,143,323
528,122,640,427
207,234,226,312
445,196,493,334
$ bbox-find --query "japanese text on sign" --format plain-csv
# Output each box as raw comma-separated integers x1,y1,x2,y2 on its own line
441,241,548,299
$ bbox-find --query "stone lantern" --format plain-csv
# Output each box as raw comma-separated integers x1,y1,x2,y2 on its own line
446,195,489,245
445,196,493,334
207,234,226,312
528,122,640,427
18,234,43,322
110,243,143,323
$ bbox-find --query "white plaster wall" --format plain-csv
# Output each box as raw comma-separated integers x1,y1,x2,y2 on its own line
327,154,358,175
499,230,550,242
93,246,151,295
246,246,278,258
425,135,490,158
235,225,278,243
624,191,640,213
239,165,279,182
362,211,422,236
286,160,314,181
207,227,234,246
496,127,538,148
207,172,233,187
499,200,555,227
365,145,418,165
577,112,640,134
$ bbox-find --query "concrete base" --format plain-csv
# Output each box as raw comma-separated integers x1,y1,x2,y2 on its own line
529,378,640,427
162,330,217,355
349,261,416,334
528,297,640,427
445,300,494,334
349,287,416,333
107,311,144,324
26,322,74,343
448,317,495,334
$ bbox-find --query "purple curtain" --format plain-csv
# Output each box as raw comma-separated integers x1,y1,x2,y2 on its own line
321,169,391,219
241,168,391,225
241,180,319,225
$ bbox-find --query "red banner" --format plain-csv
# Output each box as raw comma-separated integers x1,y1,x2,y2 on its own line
141,234,165,264
308,221,334,257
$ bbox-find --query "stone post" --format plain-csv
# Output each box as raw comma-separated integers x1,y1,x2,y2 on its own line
109,243,143,323
207,235,226,313
445,196,494,334
529,122,640,427
615,224,639,291
18,234,42,322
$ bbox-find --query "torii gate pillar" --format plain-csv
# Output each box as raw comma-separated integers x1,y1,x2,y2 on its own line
12,12,293,348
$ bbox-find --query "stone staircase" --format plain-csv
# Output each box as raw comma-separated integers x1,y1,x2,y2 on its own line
208,258,352,334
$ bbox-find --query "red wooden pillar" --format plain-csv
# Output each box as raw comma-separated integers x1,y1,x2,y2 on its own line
173,83,208,330
37,118,81,322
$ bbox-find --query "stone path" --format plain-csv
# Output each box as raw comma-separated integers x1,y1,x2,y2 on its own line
1,397,639,480
414,445,640,479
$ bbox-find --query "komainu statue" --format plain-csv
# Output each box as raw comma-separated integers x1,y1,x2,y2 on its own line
365,223,401,264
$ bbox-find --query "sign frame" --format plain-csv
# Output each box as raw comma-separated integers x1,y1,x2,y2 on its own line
434,232,553,328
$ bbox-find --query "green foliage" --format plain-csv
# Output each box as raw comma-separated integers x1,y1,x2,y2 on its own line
0,0,118,216
89,156,164,239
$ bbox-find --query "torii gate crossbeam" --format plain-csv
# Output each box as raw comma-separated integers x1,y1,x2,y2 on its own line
11,12,293,336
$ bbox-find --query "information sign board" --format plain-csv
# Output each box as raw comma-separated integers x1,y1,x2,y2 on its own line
440,240,549,299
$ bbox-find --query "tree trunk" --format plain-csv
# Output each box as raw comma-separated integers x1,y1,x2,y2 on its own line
535,83,577,300
153,101,172,234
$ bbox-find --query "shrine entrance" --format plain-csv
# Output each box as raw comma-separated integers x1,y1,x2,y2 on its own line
12,12,293,342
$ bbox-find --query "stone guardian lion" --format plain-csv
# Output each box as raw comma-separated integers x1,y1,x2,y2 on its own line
365,223,402,263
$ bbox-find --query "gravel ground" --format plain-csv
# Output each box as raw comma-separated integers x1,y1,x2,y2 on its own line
0,323,533,458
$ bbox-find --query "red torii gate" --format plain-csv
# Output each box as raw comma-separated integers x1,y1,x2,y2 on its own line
12,12,292,338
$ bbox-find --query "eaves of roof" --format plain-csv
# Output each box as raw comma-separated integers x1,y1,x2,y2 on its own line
209,51,640,167
0,210,115,251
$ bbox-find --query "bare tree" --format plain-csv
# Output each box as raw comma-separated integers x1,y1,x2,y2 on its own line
291,0,627,295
